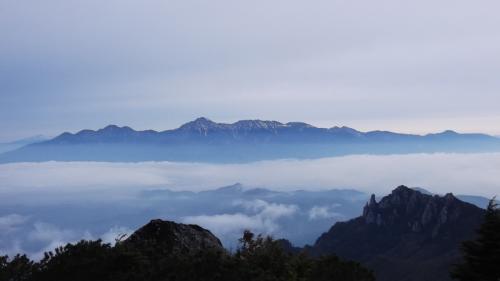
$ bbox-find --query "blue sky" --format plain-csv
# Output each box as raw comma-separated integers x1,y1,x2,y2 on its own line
1,0,500,141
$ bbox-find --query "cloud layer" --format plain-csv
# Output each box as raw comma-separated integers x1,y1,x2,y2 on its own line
1,153,498,258
1,153,499,197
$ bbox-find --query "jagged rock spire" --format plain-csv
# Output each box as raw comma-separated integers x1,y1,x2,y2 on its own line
312,186,486,281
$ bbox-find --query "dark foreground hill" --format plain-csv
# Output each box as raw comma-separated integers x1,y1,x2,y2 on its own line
1,117,500,163
311,186,485,281
0,219,374,281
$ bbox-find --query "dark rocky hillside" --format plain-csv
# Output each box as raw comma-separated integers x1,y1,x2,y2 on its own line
311,186,485,281
124,219,224,255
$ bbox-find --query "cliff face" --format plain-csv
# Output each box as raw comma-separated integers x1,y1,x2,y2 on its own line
312,186,485,281
123,219,224,255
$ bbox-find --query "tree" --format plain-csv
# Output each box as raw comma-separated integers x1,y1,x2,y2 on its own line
308,255,375,281
234,230,375,281
0,230,376,281
451,199,500,281
0,254,36,281
235,230,295,281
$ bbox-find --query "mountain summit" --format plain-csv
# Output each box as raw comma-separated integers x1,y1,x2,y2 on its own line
311,186,485,281
178,117,221,134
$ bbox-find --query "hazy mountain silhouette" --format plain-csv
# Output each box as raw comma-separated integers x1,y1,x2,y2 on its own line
1,117,499,163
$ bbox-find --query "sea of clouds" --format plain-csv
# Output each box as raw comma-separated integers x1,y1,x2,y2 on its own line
0,153,499,259
1,153,499,197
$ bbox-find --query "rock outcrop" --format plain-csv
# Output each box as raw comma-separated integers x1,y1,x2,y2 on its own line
312,186,485,281
123,219,224,255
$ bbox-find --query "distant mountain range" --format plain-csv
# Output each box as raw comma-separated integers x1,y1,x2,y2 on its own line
309,186,485,281
1,117,499,163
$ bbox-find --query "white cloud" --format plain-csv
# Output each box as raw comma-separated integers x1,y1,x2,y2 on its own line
308,205,343,220
234,199,298,219
183,213,266,235
183,200,298,242
1,153,499,198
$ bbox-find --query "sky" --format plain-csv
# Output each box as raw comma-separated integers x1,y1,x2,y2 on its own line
1,0,500,141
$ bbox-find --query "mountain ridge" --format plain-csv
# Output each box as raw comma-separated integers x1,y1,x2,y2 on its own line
44,117,499,142
1,117,499,163
22,117,500,145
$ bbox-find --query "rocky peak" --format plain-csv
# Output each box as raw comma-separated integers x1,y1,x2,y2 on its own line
178,118,289,136
361,186,466,233
363,194,380,224
180,117,217,128
178,117,220,135
124,219,224,254
312,186,485,281
369,194,377,205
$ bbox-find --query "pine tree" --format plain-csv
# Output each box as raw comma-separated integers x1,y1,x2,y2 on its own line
451,199,500,281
